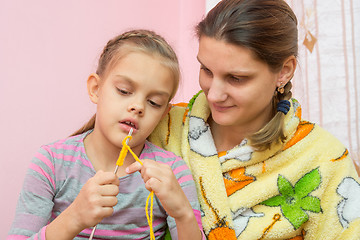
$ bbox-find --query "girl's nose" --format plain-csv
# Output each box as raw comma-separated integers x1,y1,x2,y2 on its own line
128,103,144,116
207,78,227,102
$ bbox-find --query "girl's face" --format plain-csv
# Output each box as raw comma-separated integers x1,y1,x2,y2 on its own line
90,52,174,151
197,36,282,133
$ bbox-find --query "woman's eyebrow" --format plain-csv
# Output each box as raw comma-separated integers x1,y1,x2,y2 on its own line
196,56,205,66
197,56,254,76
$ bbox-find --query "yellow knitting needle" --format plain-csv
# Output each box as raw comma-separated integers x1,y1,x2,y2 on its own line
89,128,133,240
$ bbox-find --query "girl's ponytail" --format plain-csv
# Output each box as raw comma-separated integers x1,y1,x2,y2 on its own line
71,114,96,136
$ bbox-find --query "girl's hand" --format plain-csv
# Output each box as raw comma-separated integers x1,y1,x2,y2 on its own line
69,170,120,230
126,160,193,220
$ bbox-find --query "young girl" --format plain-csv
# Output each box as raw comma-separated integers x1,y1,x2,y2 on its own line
8,29,203,240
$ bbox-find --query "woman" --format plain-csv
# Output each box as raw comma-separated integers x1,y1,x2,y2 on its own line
148,0,360,239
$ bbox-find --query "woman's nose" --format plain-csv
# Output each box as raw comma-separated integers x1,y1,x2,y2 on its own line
207,78,227,102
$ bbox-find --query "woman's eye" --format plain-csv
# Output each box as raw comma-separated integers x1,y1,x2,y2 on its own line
200,66,212,76
231,76,241,81
148,99,162,108
230,75,246,83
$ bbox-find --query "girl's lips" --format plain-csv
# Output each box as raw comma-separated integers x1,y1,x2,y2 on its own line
119,119,138,133
119,122,137,134
120,119,138,130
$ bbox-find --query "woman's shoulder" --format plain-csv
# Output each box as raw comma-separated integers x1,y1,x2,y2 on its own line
302,120,344,148
285,118,353,170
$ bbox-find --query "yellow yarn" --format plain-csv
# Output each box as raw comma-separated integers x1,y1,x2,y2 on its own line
146,191,155,240
117,135,155,240
116,136,132,166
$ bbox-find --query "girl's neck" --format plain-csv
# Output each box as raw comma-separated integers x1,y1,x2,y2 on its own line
84,129,144,177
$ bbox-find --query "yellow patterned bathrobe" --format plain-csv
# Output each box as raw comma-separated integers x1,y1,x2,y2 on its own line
149,91,360,240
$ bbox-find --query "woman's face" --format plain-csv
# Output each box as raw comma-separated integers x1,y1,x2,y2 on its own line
197,36,282,132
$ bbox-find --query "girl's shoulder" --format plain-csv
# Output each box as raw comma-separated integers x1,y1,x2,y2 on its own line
143,141,185,166
39,130,90,155
143,141,193,183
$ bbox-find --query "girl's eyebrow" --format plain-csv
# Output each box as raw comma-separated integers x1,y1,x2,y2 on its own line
114,74,135,85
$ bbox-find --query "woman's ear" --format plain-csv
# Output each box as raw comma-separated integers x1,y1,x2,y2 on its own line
277,56,297,87
87,73,101,104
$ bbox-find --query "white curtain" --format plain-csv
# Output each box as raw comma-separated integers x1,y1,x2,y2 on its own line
206,0,360,173
289,0,360,173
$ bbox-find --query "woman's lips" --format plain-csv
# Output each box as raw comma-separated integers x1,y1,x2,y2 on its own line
211,103,233,112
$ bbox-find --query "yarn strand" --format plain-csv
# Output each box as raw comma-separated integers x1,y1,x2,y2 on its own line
118,135,156,240
146,191,155,240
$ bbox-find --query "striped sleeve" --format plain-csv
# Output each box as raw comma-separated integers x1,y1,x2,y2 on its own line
168,155,203,239
8,146,56,239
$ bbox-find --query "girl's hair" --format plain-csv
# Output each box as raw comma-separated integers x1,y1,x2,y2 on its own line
196,0,298,150
72,29,180,136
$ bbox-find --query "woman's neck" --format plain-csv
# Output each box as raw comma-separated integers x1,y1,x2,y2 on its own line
208,106,274,152
208,119,246,152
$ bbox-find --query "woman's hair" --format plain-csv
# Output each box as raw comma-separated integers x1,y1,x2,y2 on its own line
72,29,180,136
196,0,298,150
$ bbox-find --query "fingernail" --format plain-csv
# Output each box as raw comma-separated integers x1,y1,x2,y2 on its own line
125,167,130,173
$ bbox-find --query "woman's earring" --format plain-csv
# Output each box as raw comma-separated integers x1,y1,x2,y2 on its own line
277,84,285,94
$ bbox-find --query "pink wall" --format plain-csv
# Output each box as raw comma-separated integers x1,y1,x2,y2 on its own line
0,0,205,236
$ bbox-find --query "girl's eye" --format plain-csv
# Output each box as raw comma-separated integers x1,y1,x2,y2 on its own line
117,88,131,95
148,99,162,108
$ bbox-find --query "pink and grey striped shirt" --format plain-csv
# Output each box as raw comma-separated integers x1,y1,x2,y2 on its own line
8,130,203,239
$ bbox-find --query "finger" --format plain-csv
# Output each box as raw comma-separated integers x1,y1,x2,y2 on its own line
141,159,161,168
142,159,172,173
95,171,120,185
100,196,118,207
125,161,142,174
145,177,162,193
141,161,173,182
88,206,115,225
99,184,120,196
101,206,115,218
